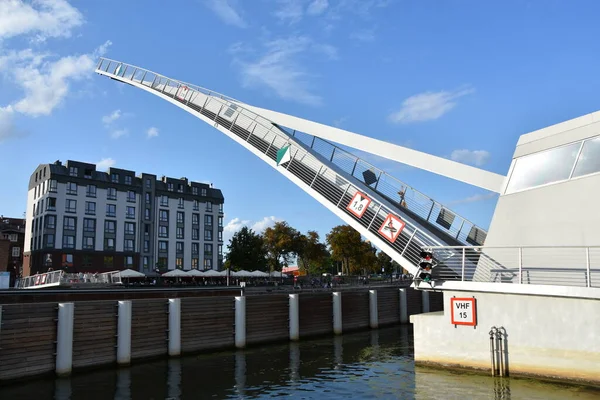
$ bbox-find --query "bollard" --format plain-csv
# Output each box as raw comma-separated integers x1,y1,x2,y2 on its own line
333,292,342,335
399,288,408,324
235,296,246,348
168,299,181,356
289,294,300,341
369,290,378,329
56,302,75,376
422,290,430,313
117,301,132,365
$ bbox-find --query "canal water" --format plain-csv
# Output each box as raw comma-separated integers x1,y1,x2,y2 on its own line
0,326,597,399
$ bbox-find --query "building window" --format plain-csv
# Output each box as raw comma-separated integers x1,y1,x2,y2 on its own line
218,244,223,256
192,187,198,195
176,242,183,253
104,220,116,234
176,227,184,239
204,229,212,241
218,216,223,227
124,239,134,252
126,206,135,219
104,256,113,268
204,258,212,269
11,247,20,257
104,238,115,251
158,241,168,252
145,178,151,189
176,257,183,269
167,183,174,191
219,203,224,213
63,235,75,249
178,198,184,209
127,190,136,202
69,166,78,177
206,202,212,212
145,208,151,220
192,242,199,254
49,179,58,192
143,256,149,270
145,192,151,204
85,201,96,215
84,168,93,179
192,228,199,240
158,226,168,238
63,216,76,231
125,176,132,185
106,204,116,217
111,173,119,183
65,199,77,213
66,182,77,195
205,215,213,226
83,236,94,250
62,254,74,267
159,210,169,222
177,211,184,223
107,187,117,200
45,234,55,248
161,195,168,206
45,215,56,229
191,258,199,269
157,257,168,270
144,240,150,252
83,218,95,232
125,222,135,235
193,200,199,211
46,197,56,211
82,255,92,267
218,231,223,242
201,188,207,196
177,183,184,193
204,243,213,256
192,213,199,225
144,224,150,236
86,185,97,197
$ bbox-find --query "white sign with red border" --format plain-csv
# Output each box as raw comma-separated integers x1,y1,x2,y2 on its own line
177,85,189,100
346,192,371,218
450,297,477,326
378,214,405,243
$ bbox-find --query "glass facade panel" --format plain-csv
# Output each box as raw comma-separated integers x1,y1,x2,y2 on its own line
572,136,600,178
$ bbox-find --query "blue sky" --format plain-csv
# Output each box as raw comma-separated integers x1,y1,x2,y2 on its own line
1,0,600,248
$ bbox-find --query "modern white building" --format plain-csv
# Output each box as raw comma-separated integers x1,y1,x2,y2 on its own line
23,160,224,276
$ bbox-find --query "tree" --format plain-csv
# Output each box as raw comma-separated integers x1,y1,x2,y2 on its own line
226,226,268,271
296,231,330,276
376,251,393,274
326,225,364,275
355,241,378,275
263,221,299,272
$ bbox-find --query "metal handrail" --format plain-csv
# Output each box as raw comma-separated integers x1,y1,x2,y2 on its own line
96,57,489,245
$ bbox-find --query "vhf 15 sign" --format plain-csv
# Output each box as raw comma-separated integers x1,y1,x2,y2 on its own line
450,297,477,327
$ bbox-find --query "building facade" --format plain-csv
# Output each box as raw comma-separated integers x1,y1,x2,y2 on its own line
0,216,25,285
23,160,224,276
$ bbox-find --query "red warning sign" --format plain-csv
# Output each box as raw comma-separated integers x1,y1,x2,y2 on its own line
378,213,405,243
346,191,371,218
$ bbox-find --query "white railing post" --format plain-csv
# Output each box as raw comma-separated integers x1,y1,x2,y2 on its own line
235,296,246,348
461,248,466,281
117,300,132,365
399,288,408,324
332,292,342,335
421,291,430,313
168,299,181,356
586,247,591,288
518,247,523,284
369,290,378,329
289,294,300,341
56,302,74,376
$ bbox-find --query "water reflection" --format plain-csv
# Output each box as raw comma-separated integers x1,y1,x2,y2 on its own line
1,326,598,399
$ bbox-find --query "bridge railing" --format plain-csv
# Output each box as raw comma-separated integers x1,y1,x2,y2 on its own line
428,245,600,288
96,57,490,248
16,270,65,288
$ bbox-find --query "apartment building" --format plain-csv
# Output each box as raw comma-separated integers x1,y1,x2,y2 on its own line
23,160,224,276
0,216,25,285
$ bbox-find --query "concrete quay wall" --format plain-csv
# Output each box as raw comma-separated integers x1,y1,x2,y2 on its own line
411,289,600,385
0,286,440,383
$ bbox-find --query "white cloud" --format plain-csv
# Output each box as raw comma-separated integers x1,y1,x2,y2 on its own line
110,128,128,139
448,192,497,206
237,36,325,106
388,87,474,124
308,0,329,15
333,116,347,127
0,0,84,42
313,43,338,60
96,158,116,171
273,0,305,24
222,216,282,244
146,126,159,138
450,149,490,167
102,109,121,125
205,0,246,28
350,29,375,42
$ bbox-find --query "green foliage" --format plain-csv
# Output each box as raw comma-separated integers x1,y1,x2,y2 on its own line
263,221,299,272
296,231,330,275
326,225,376,275
376,251,393,274
226,226,268,271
